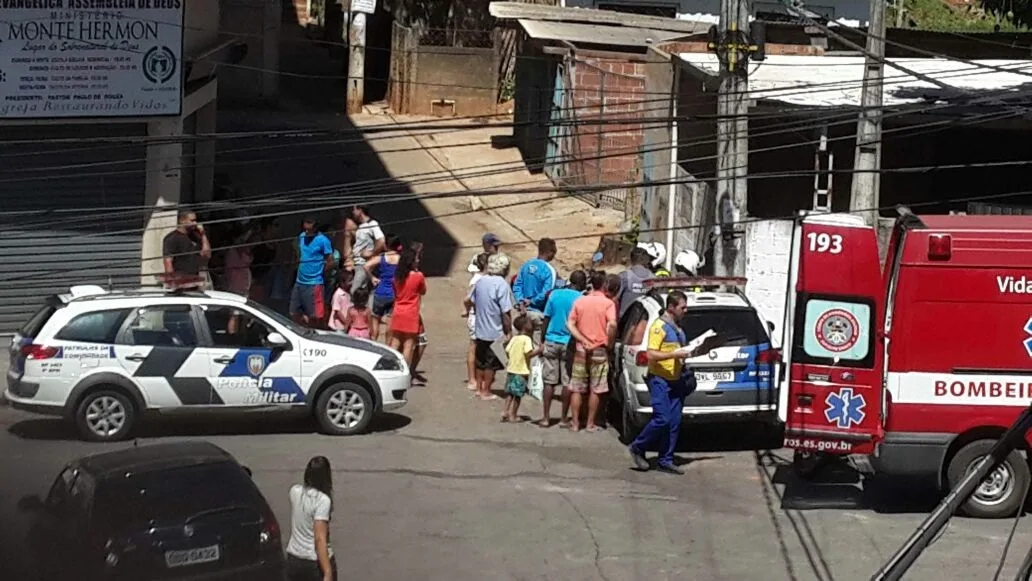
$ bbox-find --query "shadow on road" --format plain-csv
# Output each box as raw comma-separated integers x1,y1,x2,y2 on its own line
7,412,412,442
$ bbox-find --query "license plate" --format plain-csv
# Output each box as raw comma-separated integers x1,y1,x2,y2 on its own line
694,370,733,383
165,545,220,568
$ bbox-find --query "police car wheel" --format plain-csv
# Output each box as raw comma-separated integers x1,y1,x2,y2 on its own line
315,382,374,436
619,401,644,444
948,439,1031,519
74,389,135,442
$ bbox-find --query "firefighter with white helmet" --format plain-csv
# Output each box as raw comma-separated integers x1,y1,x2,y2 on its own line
673,249,703,276
636,242,670,277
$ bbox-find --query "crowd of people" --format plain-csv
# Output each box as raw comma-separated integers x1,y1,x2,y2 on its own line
462,234,700,434
161,205,430,384
161,206,716,472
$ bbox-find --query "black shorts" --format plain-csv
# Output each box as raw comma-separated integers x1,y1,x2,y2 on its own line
474,339,504,371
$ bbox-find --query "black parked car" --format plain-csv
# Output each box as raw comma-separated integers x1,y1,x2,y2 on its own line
19,441,284,581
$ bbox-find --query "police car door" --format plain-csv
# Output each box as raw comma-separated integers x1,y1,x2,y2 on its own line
116,305,208,407
197,304,303,406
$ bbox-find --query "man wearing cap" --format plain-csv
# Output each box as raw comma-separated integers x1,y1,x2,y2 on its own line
467,233,501,276
290,216,335,327
465,253,514,401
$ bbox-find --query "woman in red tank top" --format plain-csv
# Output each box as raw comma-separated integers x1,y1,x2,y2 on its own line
389,249,426,371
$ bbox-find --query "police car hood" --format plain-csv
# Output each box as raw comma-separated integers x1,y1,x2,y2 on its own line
308,331,396,357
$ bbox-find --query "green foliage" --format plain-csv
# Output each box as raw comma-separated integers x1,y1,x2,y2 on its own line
892,0,1019,32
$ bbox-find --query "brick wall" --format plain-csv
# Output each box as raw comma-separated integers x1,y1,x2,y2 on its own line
565,57,647,191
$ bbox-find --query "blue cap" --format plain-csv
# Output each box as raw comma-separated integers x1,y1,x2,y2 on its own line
483,233,501,246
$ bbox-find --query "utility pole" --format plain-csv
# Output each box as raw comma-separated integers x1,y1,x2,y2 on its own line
849,0,886,226
347,0,375,114
710,0,754,277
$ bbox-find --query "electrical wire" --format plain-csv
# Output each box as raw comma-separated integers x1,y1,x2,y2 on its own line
3,96,1019,237
5,180,1032,290
1,47,1028,150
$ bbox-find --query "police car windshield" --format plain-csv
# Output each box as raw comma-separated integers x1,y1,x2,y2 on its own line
245,300,313,336
679,307,767,347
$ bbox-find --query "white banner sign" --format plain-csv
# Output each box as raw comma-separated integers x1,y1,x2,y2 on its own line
351,0,376,15
0,2,185,119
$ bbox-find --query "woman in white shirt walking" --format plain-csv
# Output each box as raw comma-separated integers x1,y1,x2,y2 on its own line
286,456,336,581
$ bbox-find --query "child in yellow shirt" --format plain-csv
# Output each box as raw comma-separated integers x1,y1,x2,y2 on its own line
503,315,542,423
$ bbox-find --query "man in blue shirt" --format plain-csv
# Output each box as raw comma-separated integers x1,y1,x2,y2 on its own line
514,238,557,341
536,269,586,428
290,216,335,328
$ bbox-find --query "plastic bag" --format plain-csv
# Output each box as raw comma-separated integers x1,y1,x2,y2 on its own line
528,357,544,401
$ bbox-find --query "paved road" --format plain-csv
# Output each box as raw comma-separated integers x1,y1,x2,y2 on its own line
1,276,1030,579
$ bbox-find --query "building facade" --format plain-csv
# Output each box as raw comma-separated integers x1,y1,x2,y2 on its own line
0,2,240,332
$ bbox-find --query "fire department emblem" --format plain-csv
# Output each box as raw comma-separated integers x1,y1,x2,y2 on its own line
247,354,266,378
815,309,860,353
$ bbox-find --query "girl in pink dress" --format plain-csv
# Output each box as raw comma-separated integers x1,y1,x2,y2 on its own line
345,287,372,339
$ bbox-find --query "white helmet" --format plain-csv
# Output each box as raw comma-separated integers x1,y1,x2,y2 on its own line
636,241,666,268
673,249,703,275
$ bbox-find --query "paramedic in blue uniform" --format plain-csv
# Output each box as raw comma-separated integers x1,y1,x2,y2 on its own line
629,290,709,474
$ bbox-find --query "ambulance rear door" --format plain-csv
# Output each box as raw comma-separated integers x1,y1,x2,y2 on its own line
781,213,885,455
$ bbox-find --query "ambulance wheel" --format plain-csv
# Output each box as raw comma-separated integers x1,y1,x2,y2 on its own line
792,450,826,480
74,389,136,442
315,382,374,436
947,439,1030,519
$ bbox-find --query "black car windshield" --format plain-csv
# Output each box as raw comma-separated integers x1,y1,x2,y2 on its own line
245,299,313,337
679,307,768,347
94,462,262,532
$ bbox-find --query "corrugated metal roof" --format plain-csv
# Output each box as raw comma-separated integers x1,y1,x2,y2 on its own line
490,1,710,34
679,53,1032,107
518,19,686,47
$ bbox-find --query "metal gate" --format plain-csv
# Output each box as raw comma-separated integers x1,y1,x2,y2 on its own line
544,61,572,183
0,124,148,333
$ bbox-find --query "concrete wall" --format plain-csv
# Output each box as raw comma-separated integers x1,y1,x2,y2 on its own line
745,219,793,346
389,24,500,116
413,46,499,116
639,46,674,242
219,0,282,103
186,0,222,57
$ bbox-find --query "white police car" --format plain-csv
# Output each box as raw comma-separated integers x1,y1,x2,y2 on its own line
5,286,409,442
612,277,781,440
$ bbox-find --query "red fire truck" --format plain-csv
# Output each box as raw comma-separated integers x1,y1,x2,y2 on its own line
779,210,1032,518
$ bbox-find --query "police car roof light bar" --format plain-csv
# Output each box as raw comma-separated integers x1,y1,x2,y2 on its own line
870,403,1032,581
642,276,747,289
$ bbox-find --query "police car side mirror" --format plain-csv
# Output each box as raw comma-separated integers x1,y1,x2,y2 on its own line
266,332,288,349
766,321,775,335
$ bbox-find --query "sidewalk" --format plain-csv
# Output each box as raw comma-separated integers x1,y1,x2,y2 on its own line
350,109,624,275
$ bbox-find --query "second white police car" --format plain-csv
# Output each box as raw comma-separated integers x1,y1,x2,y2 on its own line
5,285,410,442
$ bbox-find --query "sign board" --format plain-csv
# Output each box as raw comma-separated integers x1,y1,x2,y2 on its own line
0,3,185,119
351,0,377,15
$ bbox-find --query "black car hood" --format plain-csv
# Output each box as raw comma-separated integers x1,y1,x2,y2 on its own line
309,331,395,357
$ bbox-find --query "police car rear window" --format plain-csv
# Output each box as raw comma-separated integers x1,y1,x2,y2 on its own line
55,309,131,344
19,303,57,338
679,308,767,347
